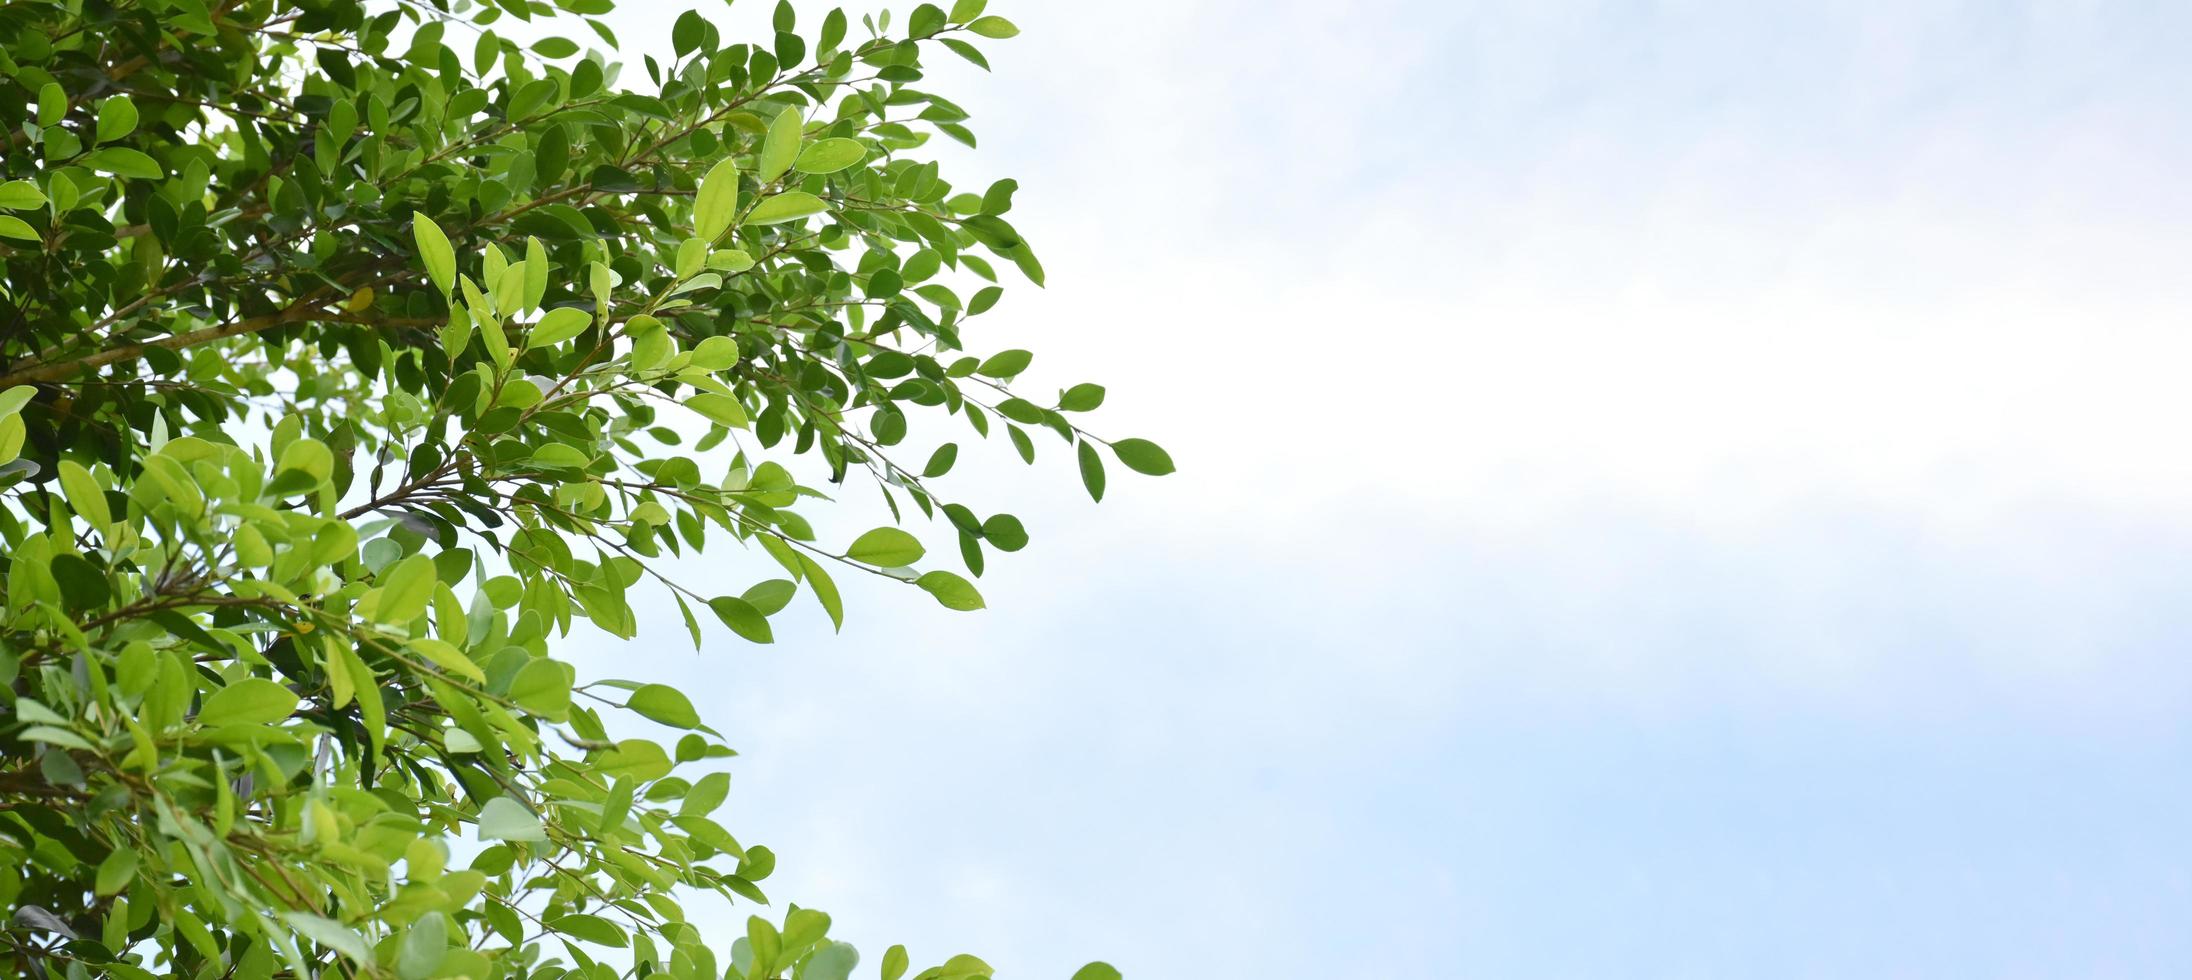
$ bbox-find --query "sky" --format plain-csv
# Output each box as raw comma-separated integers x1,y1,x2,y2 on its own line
539,1,2192,976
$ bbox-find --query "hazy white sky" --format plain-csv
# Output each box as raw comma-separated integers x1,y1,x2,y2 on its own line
537,2,2192,976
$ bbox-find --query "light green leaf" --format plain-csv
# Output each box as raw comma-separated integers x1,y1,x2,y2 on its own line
917,571,985,611
82,148,162,179
96,96,138,143
0,181,47,211
476,796,546,842
597,738,674,781
794,138,866,174
94,848,137,896
689,392,749,428
1070,965,1122,980
695,157,740,241
977,349,1032,378
707,595,775,644
409,638,486,683
528,443,591,470
57,460,110,526
413,212,456,295
550,913,627,947
198,679,300,727
507,658,572,720
808,943,860,980
798,555,844,632
743,191,827,226
0,216,40,242
377,554,437,624
628,684,700,728
758,106,802,182
528,306,592,349
523,236,549,312
36,83,65,127
967,15,1020,37
284,913,371,964
1112,438,1176,476
847,527,924,567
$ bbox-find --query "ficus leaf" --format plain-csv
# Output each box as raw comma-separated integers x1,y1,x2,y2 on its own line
758,106,803,182
847,527,924,567
413,213,456,295
695,157,740,241
794,138,866,174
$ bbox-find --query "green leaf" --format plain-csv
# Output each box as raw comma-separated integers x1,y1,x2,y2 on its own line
939,954,996,977
0,181,47,211
413,212,457,295
695,157,740,241
794,138,866,174
94,848,137,896
507,658,572,720
0,216,40,242
598,739,674,782
1059,383,1106,412
980,514,1027,551
744,578,798,615
377,554,437,624
532,36,580,58
798,555,844,632
399,917,447,980
808,942,860,980
744,191,827,225
747,917,784,976
917,571,986,611
477,796,546,842
95,96,138,143
1077,439,1107,502
689,392,750,428
284,913,371,964
82,148,162,179
529,442,591,470
410,638,486,683
550,913,627,947
783,907,831,950
51,553,111,611
57,460,110,526
978,349,1032,378
1112,438,1176,476
36,83,65,127
847,527,924,567
707,595,775,644
198,679,300,727
1070,965,1123,980
883,945,911,980
628,684,700,728
758,106,803,182
528,306,592,348
923,443,959,478
967,15,1020,38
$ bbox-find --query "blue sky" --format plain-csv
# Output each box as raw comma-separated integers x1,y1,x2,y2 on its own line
547,2,2192,976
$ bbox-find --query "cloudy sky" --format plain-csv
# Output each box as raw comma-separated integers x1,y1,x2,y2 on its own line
551,2,2192,976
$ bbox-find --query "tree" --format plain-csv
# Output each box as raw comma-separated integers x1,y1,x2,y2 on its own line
0,0,1168,976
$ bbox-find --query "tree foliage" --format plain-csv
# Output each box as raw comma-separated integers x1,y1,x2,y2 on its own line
0,0,1165,976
